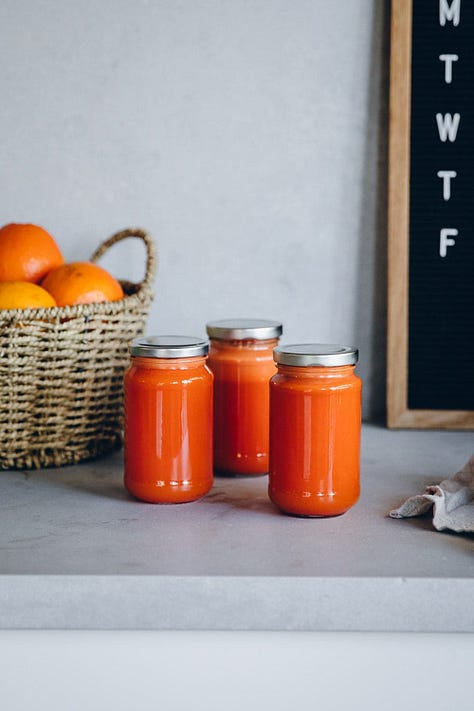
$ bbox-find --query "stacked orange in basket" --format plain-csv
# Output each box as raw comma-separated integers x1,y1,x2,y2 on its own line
0,223,124,309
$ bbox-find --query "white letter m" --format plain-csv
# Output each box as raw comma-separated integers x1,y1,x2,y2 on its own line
439,0,461,27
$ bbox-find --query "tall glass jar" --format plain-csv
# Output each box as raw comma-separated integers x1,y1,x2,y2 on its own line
206,319,283,475
124,336,213,503
269,344,361,517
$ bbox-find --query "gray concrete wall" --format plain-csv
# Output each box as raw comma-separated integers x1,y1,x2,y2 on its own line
0,0,389,420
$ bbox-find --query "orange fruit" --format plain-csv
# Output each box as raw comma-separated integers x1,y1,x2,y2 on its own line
0,281,57,310
41,262,124,306
0,223,64,283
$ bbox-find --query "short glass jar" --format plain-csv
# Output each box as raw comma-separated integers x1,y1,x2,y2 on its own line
124,336,213,503
206,318,283,475
269,344,362,517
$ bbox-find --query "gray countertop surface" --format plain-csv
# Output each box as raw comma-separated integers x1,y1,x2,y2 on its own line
0,424,473,631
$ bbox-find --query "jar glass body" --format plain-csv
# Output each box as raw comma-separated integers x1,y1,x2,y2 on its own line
208,337,279,475
269,364,362,516
124,355,213,503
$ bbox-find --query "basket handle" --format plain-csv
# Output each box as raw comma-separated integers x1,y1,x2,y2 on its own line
90,228,157,290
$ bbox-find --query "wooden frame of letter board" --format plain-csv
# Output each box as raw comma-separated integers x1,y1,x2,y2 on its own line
387,0,474,429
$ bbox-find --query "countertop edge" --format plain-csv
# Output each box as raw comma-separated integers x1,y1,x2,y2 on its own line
0,575,472,632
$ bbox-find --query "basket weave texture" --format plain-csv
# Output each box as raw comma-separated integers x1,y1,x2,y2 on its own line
0,228,156,470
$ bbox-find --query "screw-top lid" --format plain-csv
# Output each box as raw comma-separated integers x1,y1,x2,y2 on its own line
131,335,209,358
273,343,358,367
206,318,283,341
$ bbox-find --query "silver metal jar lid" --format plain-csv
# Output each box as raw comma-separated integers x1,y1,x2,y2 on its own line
206,319,283,341
273,343,358,367
131,336,209,358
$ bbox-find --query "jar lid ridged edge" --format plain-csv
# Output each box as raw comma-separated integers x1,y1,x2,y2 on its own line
206,318,283,341
273,343,358,367
131,335,209,358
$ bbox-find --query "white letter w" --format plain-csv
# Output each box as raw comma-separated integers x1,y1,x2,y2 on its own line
436,113,460,142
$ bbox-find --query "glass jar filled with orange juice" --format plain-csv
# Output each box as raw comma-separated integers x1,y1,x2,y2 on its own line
124,336,213,503
206,319,283,475
269,344,361,517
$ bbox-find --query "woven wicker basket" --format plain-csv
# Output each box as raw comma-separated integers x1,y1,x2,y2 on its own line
0,227,156,470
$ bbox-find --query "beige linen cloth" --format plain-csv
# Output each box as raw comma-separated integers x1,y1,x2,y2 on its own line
390,455,474,533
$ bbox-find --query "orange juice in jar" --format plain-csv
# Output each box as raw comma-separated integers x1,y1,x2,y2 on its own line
269,344,361,517
206,319,283,475
124,336,213,503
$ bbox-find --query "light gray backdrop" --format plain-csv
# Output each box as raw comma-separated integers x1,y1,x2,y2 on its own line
0,0,389,421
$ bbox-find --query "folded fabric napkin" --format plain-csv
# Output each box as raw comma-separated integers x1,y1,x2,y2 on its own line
390,455,474,533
